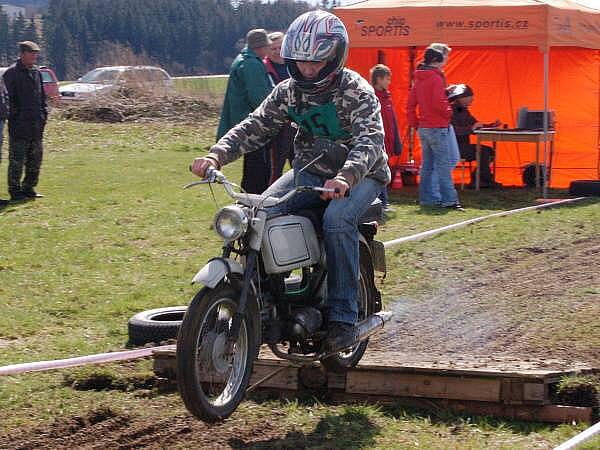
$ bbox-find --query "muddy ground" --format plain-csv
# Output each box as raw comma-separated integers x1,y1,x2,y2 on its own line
1,229,598,449
368,235,600,371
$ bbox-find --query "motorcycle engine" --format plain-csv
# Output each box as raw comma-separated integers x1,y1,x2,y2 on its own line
289,307,323,341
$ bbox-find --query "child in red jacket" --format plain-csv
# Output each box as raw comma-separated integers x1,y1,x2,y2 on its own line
370,64,402,211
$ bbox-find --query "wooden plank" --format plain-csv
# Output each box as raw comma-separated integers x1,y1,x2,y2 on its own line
330,394,592,424
250,359,299,390
346,369,502,402
355,363,587,381
523,383,547,403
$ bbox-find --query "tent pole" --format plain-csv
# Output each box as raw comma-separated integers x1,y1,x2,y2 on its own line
543,49,550,199
408,46,416,163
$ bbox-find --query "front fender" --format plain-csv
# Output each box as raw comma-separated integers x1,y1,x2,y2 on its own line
191,258,244,288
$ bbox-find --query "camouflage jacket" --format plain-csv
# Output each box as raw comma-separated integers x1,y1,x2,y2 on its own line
208,68,390,188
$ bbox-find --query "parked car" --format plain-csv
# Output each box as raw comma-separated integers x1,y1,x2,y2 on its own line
40,66,60,104
59,66,173,101
0,65,60,105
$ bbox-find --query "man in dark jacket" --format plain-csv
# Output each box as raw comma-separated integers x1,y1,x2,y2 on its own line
217,29,272,194
3,41,48,201
0,70,9,206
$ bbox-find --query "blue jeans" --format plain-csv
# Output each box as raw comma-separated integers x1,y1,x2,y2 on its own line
431,125,460,202
264,169,383,325
418,127,459,206
378,186,388,207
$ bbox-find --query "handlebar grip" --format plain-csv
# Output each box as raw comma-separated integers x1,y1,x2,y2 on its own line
334,187,350,198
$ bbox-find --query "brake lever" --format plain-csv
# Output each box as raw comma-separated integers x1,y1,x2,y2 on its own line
183,180,211,189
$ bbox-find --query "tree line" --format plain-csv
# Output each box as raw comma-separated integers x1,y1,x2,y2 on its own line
0,7,40,67
41,0,316,80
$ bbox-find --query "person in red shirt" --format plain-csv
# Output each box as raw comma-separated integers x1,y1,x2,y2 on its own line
408,43,461,209
370,64,402,211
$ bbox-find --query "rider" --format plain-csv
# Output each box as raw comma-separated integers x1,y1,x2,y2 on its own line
191,10,390,352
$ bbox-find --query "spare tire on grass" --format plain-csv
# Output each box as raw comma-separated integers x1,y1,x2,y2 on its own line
569,180,600,197
128,306,187,345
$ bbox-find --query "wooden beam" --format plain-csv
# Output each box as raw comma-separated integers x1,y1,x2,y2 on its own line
346,369,502,402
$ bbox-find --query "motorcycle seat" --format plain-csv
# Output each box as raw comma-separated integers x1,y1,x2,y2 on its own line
296,198,383,237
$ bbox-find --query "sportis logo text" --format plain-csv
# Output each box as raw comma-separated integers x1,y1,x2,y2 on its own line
359,17,410,37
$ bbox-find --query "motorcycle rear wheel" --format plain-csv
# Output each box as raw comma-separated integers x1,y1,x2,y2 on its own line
320,261,371,373
177,284,257,422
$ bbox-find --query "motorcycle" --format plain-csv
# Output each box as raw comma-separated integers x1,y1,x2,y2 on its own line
177,153,391,422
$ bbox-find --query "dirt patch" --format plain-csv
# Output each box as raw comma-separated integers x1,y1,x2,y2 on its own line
369,236,600,371
58,90,219,124
0,407,295,450
63,372,160,392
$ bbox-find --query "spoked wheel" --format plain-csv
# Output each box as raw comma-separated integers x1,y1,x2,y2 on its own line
177,284,257,422
321,261,372,373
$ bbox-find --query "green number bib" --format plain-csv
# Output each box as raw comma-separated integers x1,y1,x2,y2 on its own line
288,102,350,140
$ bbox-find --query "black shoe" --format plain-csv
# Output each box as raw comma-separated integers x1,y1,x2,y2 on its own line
324,321,358,354
10,192,28,202
22,189,43,198
0,199,8,207
443,203,465,211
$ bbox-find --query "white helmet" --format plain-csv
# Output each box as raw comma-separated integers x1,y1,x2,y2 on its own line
281,10,349,91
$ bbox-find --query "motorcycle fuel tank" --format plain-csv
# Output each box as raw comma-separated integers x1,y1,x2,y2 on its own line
261,215,320,274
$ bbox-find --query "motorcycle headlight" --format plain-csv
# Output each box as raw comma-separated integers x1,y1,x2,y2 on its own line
214,206,249,241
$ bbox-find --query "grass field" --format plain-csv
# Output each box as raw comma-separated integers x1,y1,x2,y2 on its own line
0,117,598,448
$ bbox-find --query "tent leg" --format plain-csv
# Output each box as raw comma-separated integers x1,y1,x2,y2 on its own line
543,50,550,198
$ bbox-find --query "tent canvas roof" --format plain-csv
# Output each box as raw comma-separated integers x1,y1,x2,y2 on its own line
335,0,600,48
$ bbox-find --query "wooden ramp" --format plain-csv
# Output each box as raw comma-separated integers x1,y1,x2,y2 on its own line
153,348,596,424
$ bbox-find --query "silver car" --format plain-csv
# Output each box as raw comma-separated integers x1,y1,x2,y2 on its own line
59,65,173,101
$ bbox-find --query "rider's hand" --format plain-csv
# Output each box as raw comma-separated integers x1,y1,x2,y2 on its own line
191,157,217,178
321,178,350,201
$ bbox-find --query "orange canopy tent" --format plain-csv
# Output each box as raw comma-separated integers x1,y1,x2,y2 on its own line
335,0,600,189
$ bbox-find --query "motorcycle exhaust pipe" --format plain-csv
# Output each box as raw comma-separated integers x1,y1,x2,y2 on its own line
356,311,393,343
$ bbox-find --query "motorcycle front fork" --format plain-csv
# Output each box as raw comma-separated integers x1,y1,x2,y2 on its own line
226,251,257,352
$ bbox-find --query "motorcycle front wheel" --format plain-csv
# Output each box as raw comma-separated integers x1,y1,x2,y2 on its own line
177,283,257,422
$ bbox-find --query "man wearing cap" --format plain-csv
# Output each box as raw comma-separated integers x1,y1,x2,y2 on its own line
217,29,272,194
2,41,48,201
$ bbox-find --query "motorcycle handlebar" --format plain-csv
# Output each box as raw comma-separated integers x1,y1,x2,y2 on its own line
187,165,350,203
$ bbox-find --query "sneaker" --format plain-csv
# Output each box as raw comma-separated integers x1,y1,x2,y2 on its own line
0,199,8,207
324,321,358,354
22,189,43,198
10,192,28,202
443,203,465,211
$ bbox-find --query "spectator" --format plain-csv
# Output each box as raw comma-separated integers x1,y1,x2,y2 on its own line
0,72,8,206
217,29,272,193
3,41,48,202
370,64,402,212
264,31,294,183
447,83,501,188
408,43,462,210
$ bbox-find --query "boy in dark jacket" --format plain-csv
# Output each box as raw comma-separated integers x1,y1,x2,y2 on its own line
3,41,47,201
370,64,402,210
447,84,501,188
